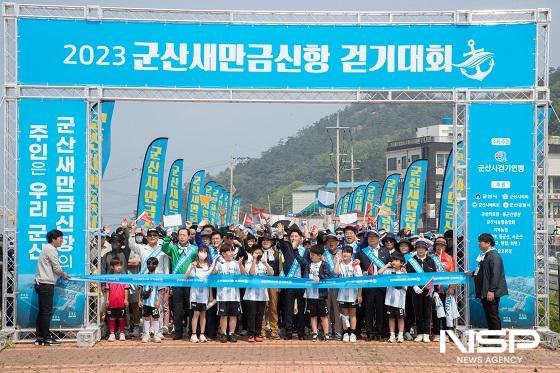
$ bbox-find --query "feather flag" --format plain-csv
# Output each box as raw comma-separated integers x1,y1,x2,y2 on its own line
186,170,205,223
136,137,168,227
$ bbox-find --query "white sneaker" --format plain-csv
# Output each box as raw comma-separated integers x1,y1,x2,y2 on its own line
423,334,431,343
388,335,396,343
156,332,165,340
190,334,199,343
161,326,169,335
153,334,162,343
397,335,404,343
108,333,116,342
404,332,413,341
414,334,424,342
342,333,349,342
119,333,126,341
199,334,208,343
141,334,150,343
349,333,357,343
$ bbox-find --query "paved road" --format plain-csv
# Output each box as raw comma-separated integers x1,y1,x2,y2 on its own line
1,339,559,372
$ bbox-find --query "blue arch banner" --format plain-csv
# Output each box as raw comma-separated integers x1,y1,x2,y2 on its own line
18,19,535,89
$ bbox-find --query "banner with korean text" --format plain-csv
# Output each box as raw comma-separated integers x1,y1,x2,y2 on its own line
164,159,184,217
467,103,535,328
438,142,464,234
350,185,367,213
100,101,115,177
364,181,380,216
17,99,87,328
377,174,400,232
186,170,205,223
19,20,536,89
136,138,168,226
399,159,428,234
200,181,216,221
231,196,241,225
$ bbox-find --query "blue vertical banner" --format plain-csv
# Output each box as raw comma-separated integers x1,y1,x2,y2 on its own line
438,142,465,234
399,159,428,234
364,181,380,216
17,98,87,328
137,138,168,226
100,101,115,177
163,159,184,217
341,193,352,215
350,185,367,213
210,185,223,226
88,104,101,232
200,181,216,221
467,103,535,328
186,170,205,223
231,196,241,225
223,191,231,225
377,174,400,232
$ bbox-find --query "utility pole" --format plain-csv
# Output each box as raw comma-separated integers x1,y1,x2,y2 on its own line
345,145,360,191
327,112,349,212
229,154,249,215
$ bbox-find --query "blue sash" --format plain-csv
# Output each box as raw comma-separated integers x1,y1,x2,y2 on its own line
173,245,198,274
323,249,336,272
286,246,305,278
407,256,424,273
208,246,219,264
362,247,385,269
404,253,413,263
431,254,445,272
141,245,164,273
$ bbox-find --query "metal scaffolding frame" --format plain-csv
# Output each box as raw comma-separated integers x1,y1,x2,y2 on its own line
1,3,556,346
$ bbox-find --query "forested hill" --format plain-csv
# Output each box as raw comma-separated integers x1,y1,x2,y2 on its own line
210,68,560,213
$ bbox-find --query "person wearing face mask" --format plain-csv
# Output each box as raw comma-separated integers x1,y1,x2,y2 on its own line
357,229,391,340
185,246,214,343
406,239,436,343
275,223,307,340
162,227,199,340
397,239,416,341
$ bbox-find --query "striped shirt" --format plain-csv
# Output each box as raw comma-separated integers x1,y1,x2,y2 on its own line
141,285,162,308
304,261,322,299
337,262,362,303
216,260,241,302
189,265,211,304
384,269,406,309
243,259,269,301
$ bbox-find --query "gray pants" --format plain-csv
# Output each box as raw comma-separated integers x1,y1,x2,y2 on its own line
326,289,342,335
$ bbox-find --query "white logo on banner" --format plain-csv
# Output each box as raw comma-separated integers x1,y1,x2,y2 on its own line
454,40,495,81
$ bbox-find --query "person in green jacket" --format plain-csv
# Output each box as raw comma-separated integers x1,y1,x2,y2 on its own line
162,227,199,340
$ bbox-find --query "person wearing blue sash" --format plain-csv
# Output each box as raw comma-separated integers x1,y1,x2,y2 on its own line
162,227,199,340
275,223,307,340
431,235,457,342
357,229,391,340
323,233,342,340
405,239,436,343
397,239,416,341
205,229,223,339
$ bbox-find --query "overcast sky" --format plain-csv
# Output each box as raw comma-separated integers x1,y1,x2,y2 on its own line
1,0,558,225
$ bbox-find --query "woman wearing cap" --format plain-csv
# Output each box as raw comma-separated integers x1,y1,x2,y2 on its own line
431,236,456,341
405,239,436,343
398,239,415,341
381,234,399,255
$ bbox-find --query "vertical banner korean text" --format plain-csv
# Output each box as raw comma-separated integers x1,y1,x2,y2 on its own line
137,138,168,226
364,181,380,216
164,159,184,217
467,103,535,328
17,98,87,328
377,174,400,233
438,142,464,234
399,159,428,234
186,170,205,223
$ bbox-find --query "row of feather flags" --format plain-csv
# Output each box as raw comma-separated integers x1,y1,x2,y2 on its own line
134,137,242,228
336,142,464,235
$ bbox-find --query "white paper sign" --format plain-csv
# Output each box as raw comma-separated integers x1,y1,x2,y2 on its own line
339,213,358,225
163,214,183,228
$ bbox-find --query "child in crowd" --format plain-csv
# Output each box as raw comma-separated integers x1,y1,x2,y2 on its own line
302,244,333,341
334,245,362,343
244,245,274,342
139,257,164,343
212,242,246,343
185,246,213,343
379,253,408,343
104,257,129,341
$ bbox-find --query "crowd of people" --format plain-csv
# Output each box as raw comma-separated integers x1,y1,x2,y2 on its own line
90,217,464,345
